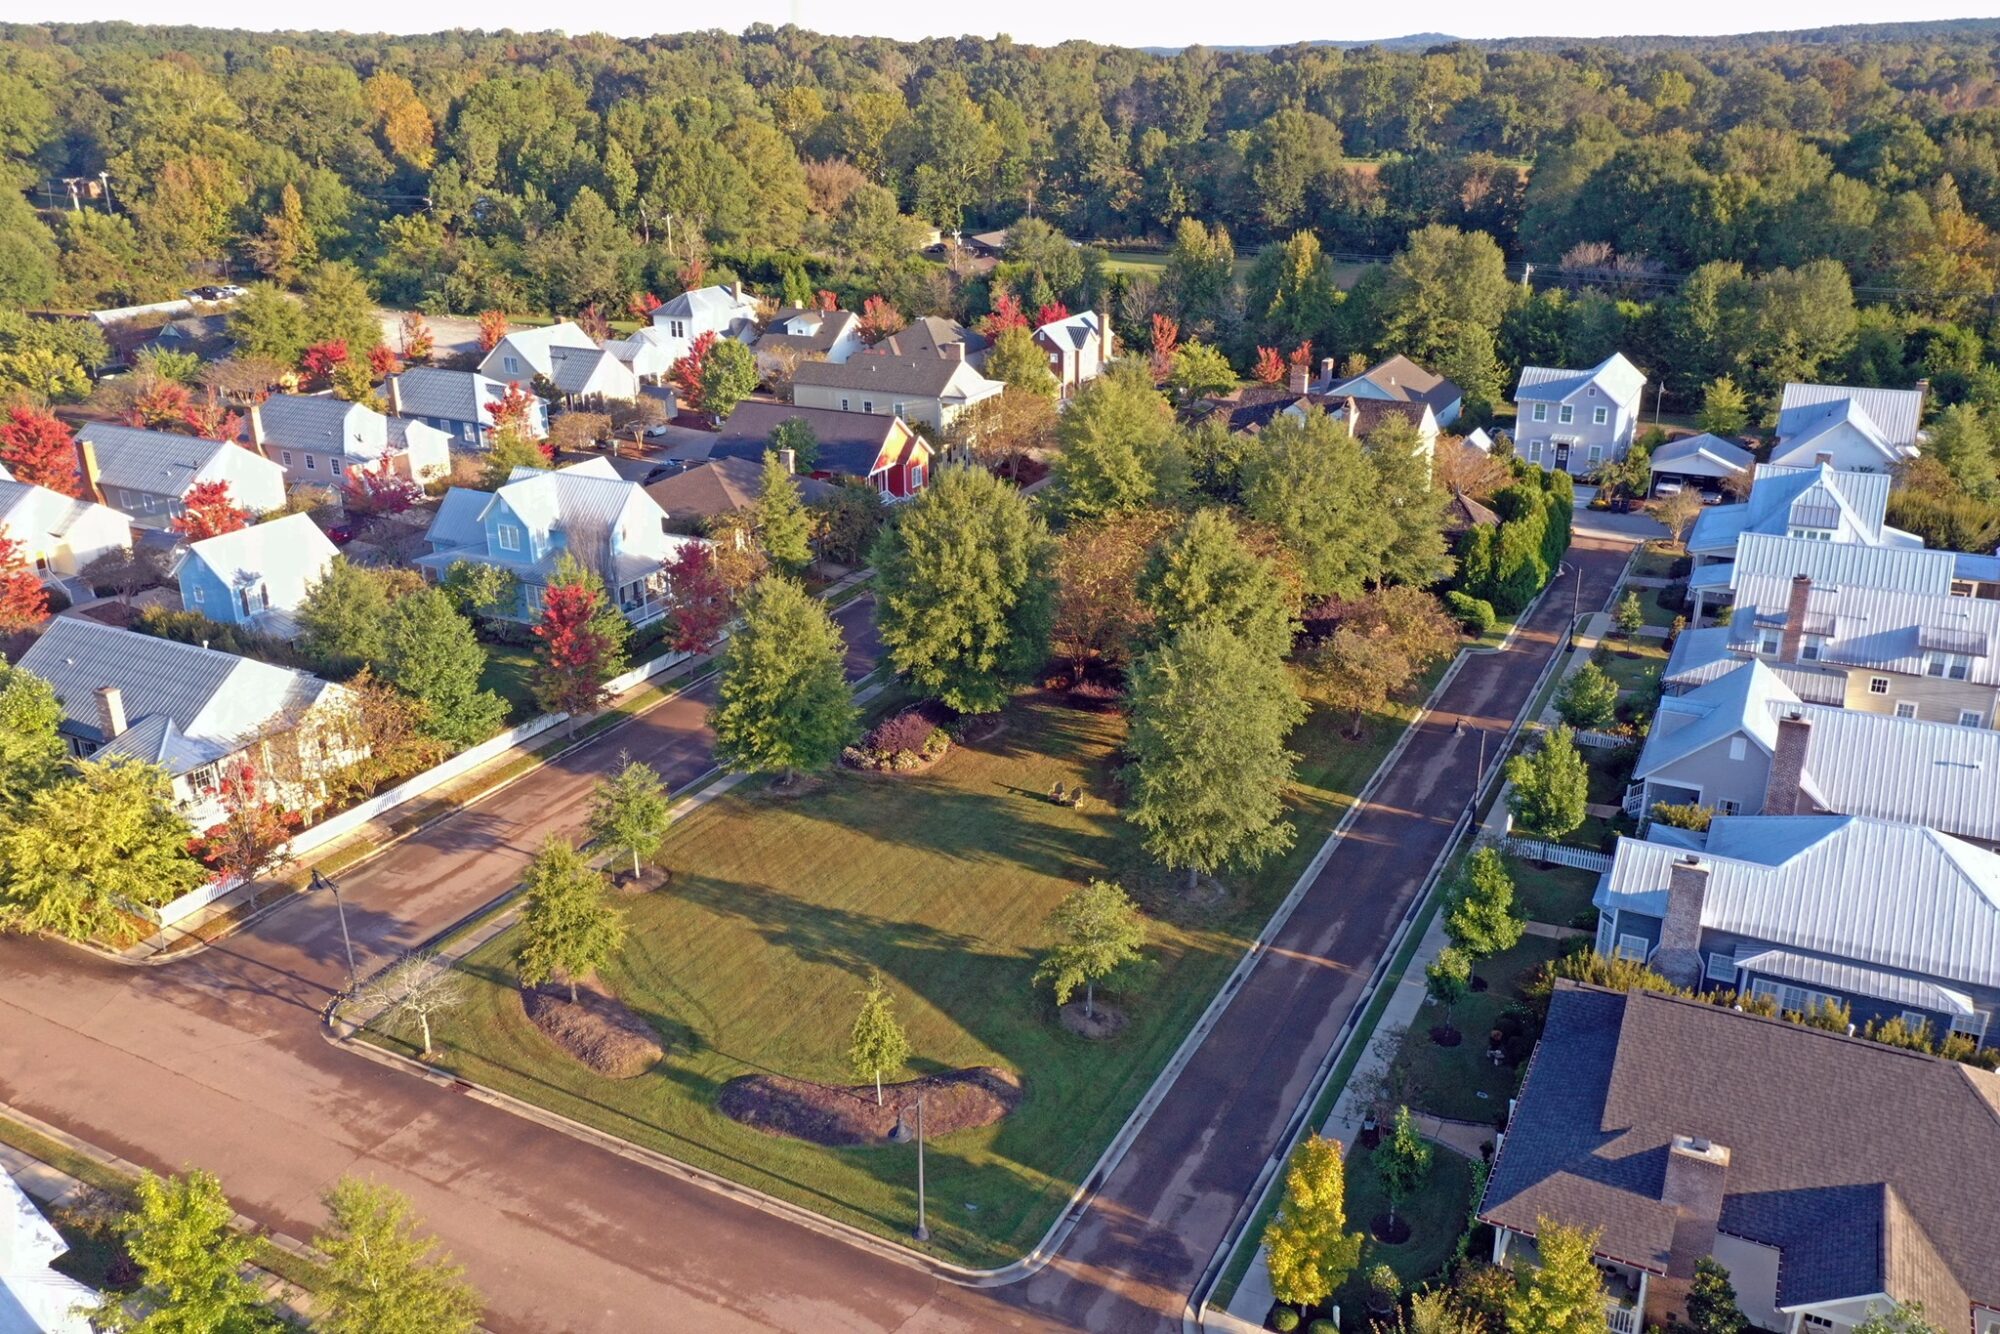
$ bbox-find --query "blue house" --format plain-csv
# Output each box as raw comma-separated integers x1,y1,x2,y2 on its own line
387,367,548,449
178,512,338,633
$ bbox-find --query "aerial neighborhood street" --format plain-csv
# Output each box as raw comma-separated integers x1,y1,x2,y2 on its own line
3,12,2000,1334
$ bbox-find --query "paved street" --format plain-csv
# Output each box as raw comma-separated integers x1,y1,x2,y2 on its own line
0,538,1631,1332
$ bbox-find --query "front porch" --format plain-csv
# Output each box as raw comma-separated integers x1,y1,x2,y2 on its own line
1492,1227,1649,1334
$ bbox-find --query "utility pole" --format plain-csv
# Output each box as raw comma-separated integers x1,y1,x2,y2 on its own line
97,171,114,214
311,869,358,994
61,177,84,212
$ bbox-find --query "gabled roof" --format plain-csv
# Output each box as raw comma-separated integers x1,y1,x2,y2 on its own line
712,402,919,478
1729,531,1955,599
391,367,519,424
793,352,995,400
254,394,378,457
183,513,336,601
871,317,990,360
545,345,631,396
74,423,277,497
424,487,490,550
1661,624,1847,702
1691,463,1902,554
1033,309,1104,353
1599,816,2000,989
1771,698,2000,846
1779,383,1925,449
488,322,598,377
642,457,835,521
0,478,127,546
1341,397,1435,438
17,617,333,775
754,309,860,357
1514,352,1645,405
1729,574,2000,685
1325,355,1460,412
653,284,757,324
1634,659,1798,780
1648,433,1754,478
2,1167,98,1332
421,458,667,583
1482,984,2000,1311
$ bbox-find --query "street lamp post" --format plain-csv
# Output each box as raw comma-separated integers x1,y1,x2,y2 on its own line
913,1092,929,1243
310,869,358,994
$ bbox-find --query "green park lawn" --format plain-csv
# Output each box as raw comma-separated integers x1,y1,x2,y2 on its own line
1392,934,1566,1126
375,688,1426,1265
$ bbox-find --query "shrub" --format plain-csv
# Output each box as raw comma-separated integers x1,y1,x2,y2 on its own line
1651,801,1715,831
1307,1322,1337,1334
1445,591,1495,636
843,703,954,771
1271,1309,1301,1333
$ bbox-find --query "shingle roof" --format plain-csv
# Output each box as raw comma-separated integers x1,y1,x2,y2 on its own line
754,310,860,356
1599,816,2000,989
1033,309,1104,353
794,352,992,399
1482,983,2000,1312
712,401,912,478
16,617,331,774
1325,355,1460,413
1344,398,1432,438
545,345,630,396
872,318,990,359
1780,383,1925,449
1514,352,1646,405
642,457,834,521
255,395,373,455
653,284,756,324
391,367,511,423
74,424,237,496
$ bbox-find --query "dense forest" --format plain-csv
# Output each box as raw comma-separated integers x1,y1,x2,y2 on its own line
8,16,2000,512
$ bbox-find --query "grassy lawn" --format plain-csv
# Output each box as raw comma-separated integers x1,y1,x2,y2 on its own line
1596,641,1668,697
1640,584,1683,629
477,640,539,720
1629,541,1685,582
1392,934,1566,1126
1505,856,1599,928
372,687,1426,1265
1339,1144,1478,1292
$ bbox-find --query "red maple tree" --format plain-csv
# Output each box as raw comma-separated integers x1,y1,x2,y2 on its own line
1289,340,1315,373
301,340,350,389
343,460,421,515
185,761,302,883
980,291,1029,337
814,289,839,312
172,480,250,541
1251,346,1286,385
676,257,707,292
859,295,905,344
627,291,663,321
181,394,245,442
0,533,48,633
368,343,401,377
532,568,621,720
661,543,732,654
670,330,718,408
398,310,434,363
126,379,194,430
484,381,548,457
477,309,510,353
1035,302,1070,328
1148,314,1181,382
0,406,81,496
577,303,612,342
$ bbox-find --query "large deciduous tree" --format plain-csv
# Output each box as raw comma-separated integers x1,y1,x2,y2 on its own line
1261,1133,1363,1312
0,405,79,495
709,576,856,780
754,452,814,575
1444,846,1526,960
93,1169,266,1334
1051,362,1188,521
661,543,732,654
0,534,48,632
1506,725,1590,841
532,553,630,725
1137,507,1298,665
1505,1218,1610,1334
171,480,249,541
382,587,507,745
515,837,625,1002
312,1178,482,1334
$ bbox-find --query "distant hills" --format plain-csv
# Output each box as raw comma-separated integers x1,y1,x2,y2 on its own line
1141,15,2000,55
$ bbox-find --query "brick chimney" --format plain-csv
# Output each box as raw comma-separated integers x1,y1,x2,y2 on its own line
942,341,965,363
1288,365,1310,395
1814,451,1834,468
1763,711,1812,816
1661,1135,1730,1280
1319,356,1337,388
1652,856,1710,989
95,685,127,740
77,436,105,504
1779,574,1812,661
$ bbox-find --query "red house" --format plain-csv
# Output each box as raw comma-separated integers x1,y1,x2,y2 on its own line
712,402,933,499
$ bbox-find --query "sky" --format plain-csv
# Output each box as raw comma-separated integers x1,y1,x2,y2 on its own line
20,0,2000,47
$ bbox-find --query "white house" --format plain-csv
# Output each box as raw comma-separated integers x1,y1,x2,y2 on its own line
645,283,761,371
248,395,450,491
1,1168,94,1334
0,473,130,577
74,424,287,530
1511,352,1647,475
1770,383,1925,473
1033,310,1114,400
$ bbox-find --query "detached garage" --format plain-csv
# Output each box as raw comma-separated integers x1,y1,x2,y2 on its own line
1648,433,1753,497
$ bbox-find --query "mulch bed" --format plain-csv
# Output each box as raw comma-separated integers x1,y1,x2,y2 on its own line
1371,1212,1413,1244
1059,1001,1129,1040
608,866,672,896
519,980,665,1078
1430,1024,1464,1047
717,1066,1023,1147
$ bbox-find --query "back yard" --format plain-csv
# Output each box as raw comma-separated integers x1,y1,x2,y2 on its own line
372,686,1428,1265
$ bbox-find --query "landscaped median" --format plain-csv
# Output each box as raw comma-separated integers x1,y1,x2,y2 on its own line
347,683,1435,1268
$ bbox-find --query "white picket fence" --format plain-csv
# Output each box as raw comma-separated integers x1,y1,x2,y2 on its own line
148,645,697,927
1502,837,1615,873
1573,729,1628,750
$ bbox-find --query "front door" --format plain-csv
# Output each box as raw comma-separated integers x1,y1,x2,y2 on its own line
1553,440,1571,472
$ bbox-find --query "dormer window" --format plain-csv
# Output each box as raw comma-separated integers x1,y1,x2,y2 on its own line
1925,651,1973,680
497,523,521,552
1800,634,1825,661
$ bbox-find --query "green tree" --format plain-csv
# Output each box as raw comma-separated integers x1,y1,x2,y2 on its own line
1614,591,1645,638
1850,1305,1944,1334
1444,847,1526,959
1125,623,1305,890
986,325,1059,396
440,561,519,618
1674,1257,1747,1334
1373,1105,1434,1230
1554,660,1618,729
1051,362,1188,521
848,970,911,1105
1165,340,1238,400
228,282,309,366
754,451,814,575
1425,946,1473,1040
587,757,673,879
0,757,206,940
481,429,550,490
1034,880,1147,1018
1260,1133,1363,1310
515,837,626,1003
247,182,318,286
1138,507,1298,665
768,416,818,472
1379,225,1514,364
381,587,507,746
697,337,758,418
1697,376,1750,437
301,260,381,352
1505,1218,1609,1334
312,1178,481,1334
872,465,1053,714
298,556,390,674
709,576,857,779
0,660,64,813
1242,409,1385,601
1925,401,1998,499
1506,726,1590,841
94,1169,269,1334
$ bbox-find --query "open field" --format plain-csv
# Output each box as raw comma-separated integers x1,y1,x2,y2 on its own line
369,684,1428,1265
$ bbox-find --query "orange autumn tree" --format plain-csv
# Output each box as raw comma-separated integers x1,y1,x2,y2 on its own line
661,544,732,654
670,330,717,407
398,310,434,363
1149,313,1180,381
859,295,904,343
1035,302,1069,328
476,309,509,352
172,481,249,541
0,533,48,632
126,379,193,430
981,290,1029,336
627,291,662,321
0,406,80,495
181,394,244,442
300,340,349,389
1252,346,1286,384
185,761,302,883
1289,340,1315,375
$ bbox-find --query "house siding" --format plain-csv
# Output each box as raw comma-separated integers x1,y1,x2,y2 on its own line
1834,668,1997,728
1515,390,1640,476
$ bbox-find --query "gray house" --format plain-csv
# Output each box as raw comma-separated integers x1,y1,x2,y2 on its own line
1510,352,1646,475
1593,816,2000,1049
387,367,549,449
1482,982,2000,1334
1769,382,1924,473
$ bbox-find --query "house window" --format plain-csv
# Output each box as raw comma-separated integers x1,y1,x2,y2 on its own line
862,400,875,414
892,401,909,420
503,356,520,374
462,422,476,442
191,585,204,603
1705,952,1736,983
1950,1008,1991,1040
1923,651,1973,680
1800,634,1825,661
1715,798,1740,815
669,320,685,338
1587,444,1603,464
1593,406,1609,425
1895,701,1919,719
1532,404,1548,422
281,450,294,466
840,397,851,411
1616,933,1650,962
1727,737,1746,762
1788,527,1833,541
1526,441,1543,463
497,524,521,552
1752,978,1830,1014
1757,631,1781,655
909,462,927,491
1961,710,1986,728
1559,405,1574,424
1868,676,1890,695
305,453,317,471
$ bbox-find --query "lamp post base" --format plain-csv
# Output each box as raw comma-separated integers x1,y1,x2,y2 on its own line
913,1225,930,1242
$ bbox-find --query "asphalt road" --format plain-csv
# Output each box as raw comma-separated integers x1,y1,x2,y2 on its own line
0,536,1631,1332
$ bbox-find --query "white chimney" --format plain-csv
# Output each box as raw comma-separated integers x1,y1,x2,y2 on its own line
95,685,127,739
778,448,796,475
248,403,266,452
388,374,403,416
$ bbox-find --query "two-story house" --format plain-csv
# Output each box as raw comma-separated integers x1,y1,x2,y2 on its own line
1769,383,1924,473
790,348,1005,434
642,283,761,371
480,321,595,382
16,617,358,830
1625,659,2000,846
752,307,864,380
0,469,131,577
867,316,991,369
75,424,287,530
248,395,450,492
1033,310,1113,400
1510,352,1646,475
479,323,639,404
387,367,549,449
1314,354,1463,427
416,457,704,625
1483,982,2000,1334
177,513,337,634
710,402,934,499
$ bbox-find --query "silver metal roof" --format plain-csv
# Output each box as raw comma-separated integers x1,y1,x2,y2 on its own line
1779,382,1924,448
1776,700,2000,845
1729,532,1955,599
1729,948,1977,1016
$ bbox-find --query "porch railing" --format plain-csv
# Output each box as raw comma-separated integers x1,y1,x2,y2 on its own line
1605,1300,1641,1334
